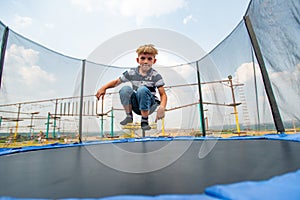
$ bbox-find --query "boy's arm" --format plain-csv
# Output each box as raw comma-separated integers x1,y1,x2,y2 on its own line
156,86,167,120
158,86,167,108
95,78,121,100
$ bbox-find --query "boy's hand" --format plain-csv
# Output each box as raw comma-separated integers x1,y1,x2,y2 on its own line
156,106,165,122
95,88,106,100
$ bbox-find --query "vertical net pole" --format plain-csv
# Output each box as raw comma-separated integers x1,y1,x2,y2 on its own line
251,46,261,131
78,60,86,143
244,16,285,133
46,112,50,139
53,99,58,138
0,26,9,88
196,61,206,137
100,98,104,137
110,107,114,137
228,75,241,134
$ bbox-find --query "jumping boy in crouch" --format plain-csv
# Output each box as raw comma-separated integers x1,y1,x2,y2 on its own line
95,44,167,130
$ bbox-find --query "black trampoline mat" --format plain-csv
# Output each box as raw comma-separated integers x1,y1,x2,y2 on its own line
1,139,300,198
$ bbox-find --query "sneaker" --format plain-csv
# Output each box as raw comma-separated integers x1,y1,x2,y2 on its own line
120,117,133,125
141,122,151,131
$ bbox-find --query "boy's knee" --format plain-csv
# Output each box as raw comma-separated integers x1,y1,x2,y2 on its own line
137,86,149,94
119,86,133,95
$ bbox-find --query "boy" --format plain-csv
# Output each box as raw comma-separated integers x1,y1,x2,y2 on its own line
95,44,167,130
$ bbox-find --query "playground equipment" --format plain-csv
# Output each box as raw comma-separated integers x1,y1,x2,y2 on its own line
0,75,246,143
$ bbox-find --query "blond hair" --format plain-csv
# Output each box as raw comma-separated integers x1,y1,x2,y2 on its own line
136,44,158,56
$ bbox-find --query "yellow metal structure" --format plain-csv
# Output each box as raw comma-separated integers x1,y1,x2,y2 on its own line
228,75,241,134
161,118,165,136
122,122,157,137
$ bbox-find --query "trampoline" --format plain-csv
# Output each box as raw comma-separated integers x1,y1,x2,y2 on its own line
0,0,299,199
1,134,300,199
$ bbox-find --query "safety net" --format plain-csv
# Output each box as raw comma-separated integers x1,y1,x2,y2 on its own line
0,0,299,147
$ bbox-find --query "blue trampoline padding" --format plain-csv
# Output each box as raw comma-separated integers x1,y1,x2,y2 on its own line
0,194,219,200
205,169,300,200
263,133,300,142
98,194,219,200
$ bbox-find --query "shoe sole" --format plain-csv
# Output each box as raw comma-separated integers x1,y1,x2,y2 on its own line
141,126,151,131
120,122,133,125
120,120,133,126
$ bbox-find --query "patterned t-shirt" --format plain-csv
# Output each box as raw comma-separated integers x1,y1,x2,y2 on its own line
119,66,165,100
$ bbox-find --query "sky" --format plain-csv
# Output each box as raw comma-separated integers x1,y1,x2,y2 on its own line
0,0,251,59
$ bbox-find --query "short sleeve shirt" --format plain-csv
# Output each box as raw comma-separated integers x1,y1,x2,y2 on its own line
119,66,165,98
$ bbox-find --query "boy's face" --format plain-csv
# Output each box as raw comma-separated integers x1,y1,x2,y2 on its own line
136,53,156,67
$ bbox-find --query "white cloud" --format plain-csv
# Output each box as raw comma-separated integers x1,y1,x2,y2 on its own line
183,14,196,25
156,52,184,66
14,15,32,28
118,0,186,25
269,62,300,89
269,63,300,81
6,44,56,85
7,44,39,66
18,65,56,86
234,62,260,83
233,62,300,116
155,51,197,84
235,62,300,88
70,0,186,25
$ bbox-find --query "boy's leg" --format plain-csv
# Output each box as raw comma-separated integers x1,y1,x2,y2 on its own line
136,86,156,130
119,86,134,125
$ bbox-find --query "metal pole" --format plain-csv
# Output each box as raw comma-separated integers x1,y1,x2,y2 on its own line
228,75,241,134
244,16,285,133
0,26,9,88
100,98,104,137
161,118,165,136
53,99,58,138
197,103,203,134
14,104,21,141
251,46,261,131
46,112,50,139
78,60,86,143
110,107,114,137
196,61,206,137
29,113,34,138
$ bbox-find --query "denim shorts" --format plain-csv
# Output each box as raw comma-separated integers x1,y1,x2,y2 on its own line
119,85,158,115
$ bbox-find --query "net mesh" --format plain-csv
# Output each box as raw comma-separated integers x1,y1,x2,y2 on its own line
0,0,299,147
